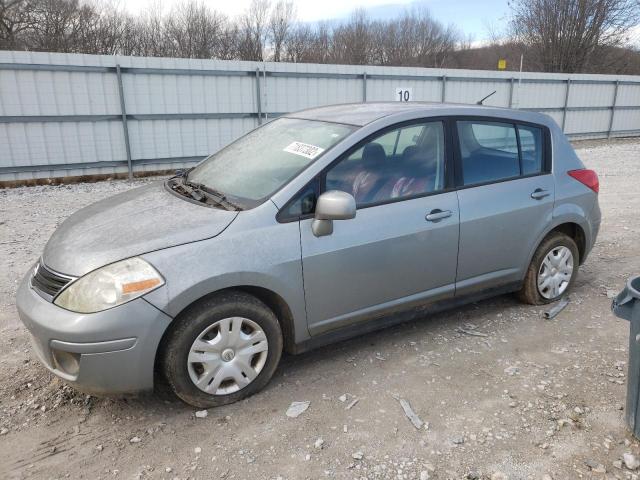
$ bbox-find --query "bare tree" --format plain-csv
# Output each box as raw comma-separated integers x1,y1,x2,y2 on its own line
509,0,640,72
164,1,227,59
268,0,294,61
0,0,34,49
237,0,270,61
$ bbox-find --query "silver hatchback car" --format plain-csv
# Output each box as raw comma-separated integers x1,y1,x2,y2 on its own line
17,103,601,407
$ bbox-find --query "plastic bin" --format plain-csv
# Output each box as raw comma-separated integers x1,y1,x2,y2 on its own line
612,276,640,437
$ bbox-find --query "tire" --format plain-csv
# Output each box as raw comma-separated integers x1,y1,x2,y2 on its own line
518,232,579,305
162,290,283,408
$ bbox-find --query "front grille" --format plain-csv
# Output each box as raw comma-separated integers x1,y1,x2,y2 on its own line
31,262,73,299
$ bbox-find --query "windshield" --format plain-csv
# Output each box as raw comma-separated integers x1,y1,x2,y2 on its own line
187,117,356,206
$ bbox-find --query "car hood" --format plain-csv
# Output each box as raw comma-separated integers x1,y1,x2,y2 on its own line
42,181,239,277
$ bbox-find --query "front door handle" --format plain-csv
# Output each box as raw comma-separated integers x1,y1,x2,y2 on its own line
426,209,452,222
531,188,550,200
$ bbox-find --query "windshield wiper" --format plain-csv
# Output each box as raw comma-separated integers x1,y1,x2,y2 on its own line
181,179,243,211
169,178,206,203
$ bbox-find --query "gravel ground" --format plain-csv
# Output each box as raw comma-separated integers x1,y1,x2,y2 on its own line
0,138,639,480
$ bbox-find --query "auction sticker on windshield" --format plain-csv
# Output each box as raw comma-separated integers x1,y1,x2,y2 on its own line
283,141,325,159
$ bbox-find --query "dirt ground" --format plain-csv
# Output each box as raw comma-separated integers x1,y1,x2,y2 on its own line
0,138,639,480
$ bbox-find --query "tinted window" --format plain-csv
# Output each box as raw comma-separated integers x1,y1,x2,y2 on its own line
519,125,543,175
326,121,445,206
457,121,520,185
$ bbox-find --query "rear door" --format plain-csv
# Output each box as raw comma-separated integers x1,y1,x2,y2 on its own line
453,119,555,295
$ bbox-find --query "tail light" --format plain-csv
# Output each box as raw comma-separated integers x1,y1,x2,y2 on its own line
568,169,599,193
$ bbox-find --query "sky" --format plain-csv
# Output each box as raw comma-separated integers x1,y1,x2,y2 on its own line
122,0,512,43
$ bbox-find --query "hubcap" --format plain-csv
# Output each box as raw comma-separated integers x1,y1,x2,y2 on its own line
537,246,574,299
187,317,268,395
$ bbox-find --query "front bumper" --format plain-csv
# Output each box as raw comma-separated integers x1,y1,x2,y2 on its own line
16,272,173,395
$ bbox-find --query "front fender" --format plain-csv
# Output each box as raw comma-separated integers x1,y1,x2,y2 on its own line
139,211,309,344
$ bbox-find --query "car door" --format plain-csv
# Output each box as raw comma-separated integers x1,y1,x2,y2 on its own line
453,118,555,295
297,120,460,336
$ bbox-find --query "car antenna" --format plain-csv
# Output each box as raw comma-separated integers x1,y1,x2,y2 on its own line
477,90,497,105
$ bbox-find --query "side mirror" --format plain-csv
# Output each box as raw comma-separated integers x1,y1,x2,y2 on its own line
311,190,356,237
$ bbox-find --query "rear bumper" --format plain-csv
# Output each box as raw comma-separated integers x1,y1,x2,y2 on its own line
16,272,173,395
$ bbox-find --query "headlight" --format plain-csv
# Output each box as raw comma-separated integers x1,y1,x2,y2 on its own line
54,257,164,313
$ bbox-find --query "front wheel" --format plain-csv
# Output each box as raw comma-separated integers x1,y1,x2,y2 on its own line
518,232,579,305
162,291,283,408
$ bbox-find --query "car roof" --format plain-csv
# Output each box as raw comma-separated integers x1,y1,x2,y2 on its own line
285,102,553,128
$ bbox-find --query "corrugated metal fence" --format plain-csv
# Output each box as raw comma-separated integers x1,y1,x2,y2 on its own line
1,50,639,182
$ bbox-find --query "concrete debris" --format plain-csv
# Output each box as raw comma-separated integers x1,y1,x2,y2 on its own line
395,397,424,430
195,409,208,418
624,453,640,470
286,401,310,418
352,451,364,460
345,398,359,410
456,327,488,337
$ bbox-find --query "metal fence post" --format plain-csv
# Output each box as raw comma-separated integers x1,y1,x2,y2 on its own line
561,78,571,133
255,68,263,125
362,72,367,102
608,80,620,139
441,75,446,102
509,78,515,108
115,64,133,180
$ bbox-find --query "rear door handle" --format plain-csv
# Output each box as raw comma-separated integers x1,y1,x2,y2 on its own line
426,209,452,222
531,188,550,200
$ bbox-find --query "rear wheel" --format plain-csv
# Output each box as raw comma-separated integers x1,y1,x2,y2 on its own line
518,232,579,305
162,291,283,408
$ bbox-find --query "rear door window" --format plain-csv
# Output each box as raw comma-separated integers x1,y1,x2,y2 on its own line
518,125,543,175
457,121,520,186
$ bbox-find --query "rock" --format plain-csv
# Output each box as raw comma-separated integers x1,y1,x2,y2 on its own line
352,451,364,460
467,472,481,479
0,428,8,435
613,460,623,469
286,401,310,418
585,459,606,473
338,394,347,402
491,472,508,480
420,471,430,480
504,366,519,376
96,444,103,452
195,410,208,419
314,438,324,449
574,406,584,415
452,436,465,445
541,475,553,480
194,447,202,454
165,467,172,473
624,453,640,470
129,436,141,444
